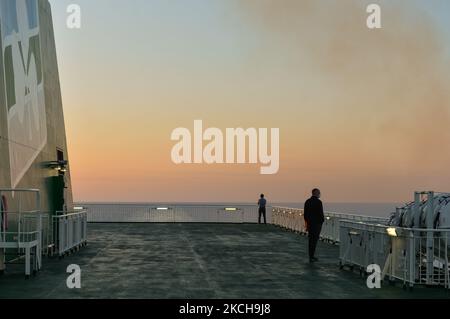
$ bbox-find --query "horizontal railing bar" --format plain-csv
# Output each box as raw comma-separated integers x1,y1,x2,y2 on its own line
1,211,43,214
54,211,88,219
273,206,389,221
341,220,450,232
0,188,40,193
0,231,40,235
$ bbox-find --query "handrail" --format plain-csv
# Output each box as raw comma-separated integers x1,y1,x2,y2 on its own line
339,218,450,289
53,210,88,257
0,231,40,236
3,211,46,216
272,206,390,243
273,206,389,222
54,210,88,219
341,219,450,232
80,203,261,208
0,188,40,193
0,189,42,277
84,204,268,224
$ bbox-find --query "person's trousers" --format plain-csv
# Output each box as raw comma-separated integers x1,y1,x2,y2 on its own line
258,207,267,224
308,224,322,259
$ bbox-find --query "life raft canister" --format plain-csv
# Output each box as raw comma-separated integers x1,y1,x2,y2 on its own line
1,195,7,231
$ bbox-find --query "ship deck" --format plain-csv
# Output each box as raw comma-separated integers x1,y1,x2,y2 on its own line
0,223,449,299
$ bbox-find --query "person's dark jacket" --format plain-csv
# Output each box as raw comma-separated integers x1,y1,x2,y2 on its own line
304,196,325,229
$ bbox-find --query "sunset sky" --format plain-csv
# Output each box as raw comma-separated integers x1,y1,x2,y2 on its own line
48,0,450,203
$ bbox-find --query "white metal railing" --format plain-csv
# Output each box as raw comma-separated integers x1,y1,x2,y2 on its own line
339,220,450,289
53,210,88,257
0,189,42,277
82,204,272,224
272,207,389,243
272,206,450,289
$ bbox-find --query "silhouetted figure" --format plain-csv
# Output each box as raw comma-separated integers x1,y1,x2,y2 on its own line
304,189,325,263
258,194,267,224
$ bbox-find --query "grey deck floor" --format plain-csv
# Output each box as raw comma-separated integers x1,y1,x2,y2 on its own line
0,223,449,299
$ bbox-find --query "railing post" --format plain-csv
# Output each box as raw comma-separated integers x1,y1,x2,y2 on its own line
445,235,449,289
413,192,421,228
0,190,4,273
18,192,22,252
59,217,64,256
426,191,435,285
37,214,42,269
408,231,415,288
83,212,87,243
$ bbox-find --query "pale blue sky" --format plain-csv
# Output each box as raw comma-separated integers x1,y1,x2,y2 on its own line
48,0,450,57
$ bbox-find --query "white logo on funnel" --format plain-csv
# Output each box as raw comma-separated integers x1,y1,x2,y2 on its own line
1,0,47,188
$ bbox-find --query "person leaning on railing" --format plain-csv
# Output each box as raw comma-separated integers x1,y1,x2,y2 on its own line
304,189,325,263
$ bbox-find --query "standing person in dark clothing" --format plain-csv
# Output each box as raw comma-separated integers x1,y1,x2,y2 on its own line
304,189,325,263
258,194,267,224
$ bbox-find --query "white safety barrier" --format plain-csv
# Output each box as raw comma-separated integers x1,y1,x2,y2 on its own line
273,206,450,289
0,189,42,278
272,207,388,243
339,220,450,289
53,211,88,257
82,204,272,224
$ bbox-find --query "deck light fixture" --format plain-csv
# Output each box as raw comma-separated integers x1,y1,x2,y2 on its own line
386,227,398,237
46,160,68,172
224,207,238,211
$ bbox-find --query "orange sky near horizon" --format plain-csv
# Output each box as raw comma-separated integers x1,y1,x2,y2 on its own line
50,0,450,203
